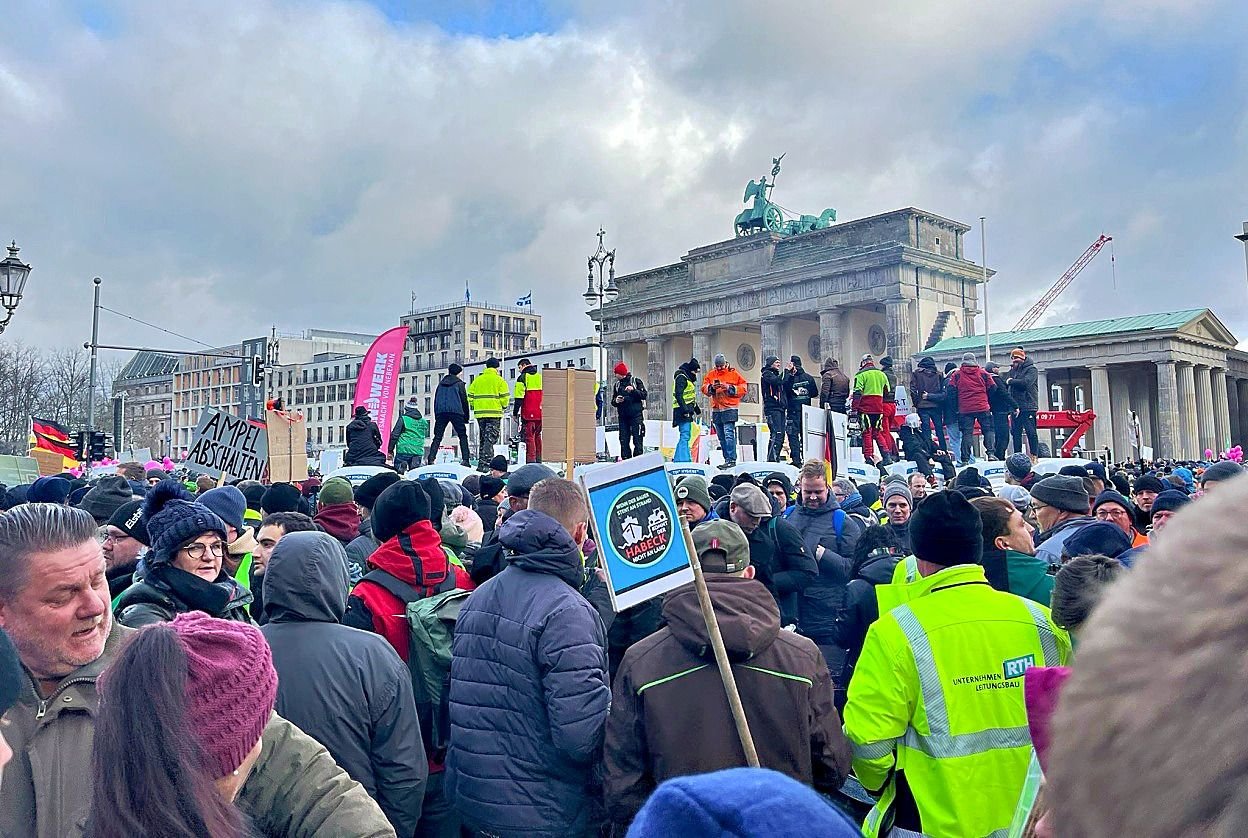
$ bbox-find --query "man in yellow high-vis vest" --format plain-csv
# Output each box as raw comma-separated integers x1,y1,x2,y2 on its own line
843,491,1070,838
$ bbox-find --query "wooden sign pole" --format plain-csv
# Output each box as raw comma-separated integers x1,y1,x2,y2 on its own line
565,372,576,478
677,514,760,767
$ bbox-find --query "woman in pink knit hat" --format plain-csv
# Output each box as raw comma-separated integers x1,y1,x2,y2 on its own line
87,612,279,837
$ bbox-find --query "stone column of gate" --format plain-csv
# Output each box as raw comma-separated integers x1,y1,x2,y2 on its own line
885,298,914,372
818,309,844,366
1176,362,1198,460
1194,364,1215,456
1088,365,1113,455
604,343,624,380
1035,368,1051,455
645,337,667,418
691,330,714,416
1226,374,1241,448
1156,360,1181,460
1109,368,1133,462
760,318,782,367
1238,380,1248,448
1212,367,1231,454
1132,367,1153,456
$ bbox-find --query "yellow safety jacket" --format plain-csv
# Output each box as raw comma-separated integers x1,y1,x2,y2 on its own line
466,368,511,419
844,563,1070,838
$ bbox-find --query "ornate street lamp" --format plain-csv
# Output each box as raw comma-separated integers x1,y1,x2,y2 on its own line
585,228,618,448
0,241,32,335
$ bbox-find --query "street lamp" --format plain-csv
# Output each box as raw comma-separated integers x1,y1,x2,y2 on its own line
585,228,618,452
0,241,32,335
1235,222,1248,294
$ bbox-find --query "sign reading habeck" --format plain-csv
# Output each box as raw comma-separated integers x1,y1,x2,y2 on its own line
186,408,268,481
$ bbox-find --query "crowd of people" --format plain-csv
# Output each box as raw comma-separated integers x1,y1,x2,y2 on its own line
2,402,1247,836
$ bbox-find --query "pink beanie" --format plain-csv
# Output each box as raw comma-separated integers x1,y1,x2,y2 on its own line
450,505,485,544
169,612,278,777
1024,665,1072,773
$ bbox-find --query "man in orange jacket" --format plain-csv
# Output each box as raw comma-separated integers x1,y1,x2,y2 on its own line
702,353,749,467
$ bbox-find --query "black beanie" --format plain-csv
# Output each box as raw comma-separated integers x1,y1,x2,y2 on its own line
486,357,500,368
355,471,402,512
239,481,266,511
687,357,701,372
790,355,803,367
372,480,433,543
955,467,982,489
449,363,463,376
909,490,983,567
418,477,445,532
261,482,302,513
479,475,505,500
1132,474,1165,494
710,474,736,494
107,499,150,546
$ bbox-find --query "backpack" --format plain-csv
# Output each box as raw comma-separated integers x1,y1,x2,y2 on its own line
359,569,469,760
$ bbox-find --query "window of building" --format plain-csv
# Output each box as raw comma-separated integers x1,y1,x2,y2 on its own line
424,374,431,392
470,350,479,361
349,383,356,399
302,370,308,384
441,314,450,329
316,427,323,445
425,397,431,414
529,338,538,349
339,404,345,420
403,356,410,372
454,330,462,344
529,319,537,331
338,426,345,443
484,334,495,349
470,331,479,344
426,353,434,369
317,407,323,421
483,314,495,330
471,312,479,325
454,311,462,325
399,379,406,396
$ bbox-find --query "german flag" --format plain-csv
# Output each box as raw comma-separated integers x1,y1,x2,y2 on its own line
31,416,76,459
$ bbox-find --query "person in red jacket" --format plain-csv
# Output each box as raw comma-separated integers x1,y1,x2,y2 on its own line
513,358,544,463
948,352,996,465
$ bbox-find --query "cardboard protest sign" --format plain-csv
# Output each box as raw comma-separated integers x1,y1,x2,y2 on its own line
581,452,694,612
266,409,309,483
0,454,42,484
186,408,268,482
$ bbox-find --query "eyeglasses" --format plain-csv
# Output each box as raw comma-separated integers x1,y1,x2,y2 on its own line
1030,502,1050,512
180,542,226,560
102,530,133,543
1095,508,1130,520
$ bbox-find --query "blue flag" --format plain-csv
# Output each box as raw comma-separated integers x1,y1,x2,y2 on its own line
516,292,532,307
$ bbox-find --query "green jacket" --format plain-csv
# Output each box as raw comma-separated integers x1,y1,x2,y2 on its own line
393,410,430,456
466,368,511,419
0,622,396,838
1001,549,1055,607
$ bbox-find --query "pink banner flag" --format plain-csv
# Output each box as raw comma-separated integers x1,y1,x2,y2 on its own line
352,325,408,454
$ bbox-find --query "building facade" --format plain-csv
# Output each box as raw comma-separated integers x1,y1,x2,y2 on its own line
114,351,179,457
924,309,1248,461
600,207,987,420
270,352,364,455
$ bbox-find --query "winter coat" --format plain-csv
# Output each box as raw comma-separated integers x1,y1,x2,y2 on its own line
603,576,851,826
389,405,429,456
909,364,944,410
762,366,787,412
606,597,665,681
446,509,611,838
1035,515,1096,567
1004,358,1040,412
885,521,912,554
852,366,891,414
114,564,253,627
701,366,748,411
981,547,1055,607
344,516,377,583
672,364,700,425
746,515,819,626
941,371,961,424
262,531,427,836
106,561,139,602
949,362,995,415
0,620,396,838
612,374,648,423
345,416,387,466
788,496,866,575
783,367,819,411
514,367,544,421
475,496,501,535
433,374,470,418
791,497,865,647
987,372,1018,414
314,501,363,546
819,360,851,410
840,549,903,675
466,367,511,419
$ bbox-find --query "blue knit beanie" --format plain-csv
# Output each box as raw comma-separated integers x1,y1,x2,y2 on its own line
626,767,860,837
28,476,72,504
197,486,247,534
142,479,227,566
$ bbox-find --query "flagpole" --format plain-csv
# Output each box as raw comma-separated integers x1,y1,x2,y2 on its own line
502,310,508,441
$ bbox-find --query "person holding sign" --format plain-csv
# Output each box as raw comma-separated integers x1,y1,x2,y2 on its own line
604,519,851,828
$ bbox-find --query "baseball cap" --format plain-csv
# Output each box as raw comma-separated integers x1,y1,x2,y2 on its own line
691,520,751,574
729,483,772,517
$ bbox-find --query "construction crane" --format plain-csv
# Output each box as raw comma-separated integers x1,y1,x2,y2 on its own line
1012,234,1113,332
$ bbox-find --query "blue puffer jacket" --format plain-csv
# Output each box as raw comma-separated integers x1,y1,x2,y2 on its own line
446,509,611,837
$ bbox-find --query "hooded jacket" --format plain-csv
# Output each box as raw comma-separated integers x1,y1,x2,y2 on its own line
783,362,819,411
1004,357,1039,412
114,564,253,627
986,370,1018,414
446,509,611,838
433,373,470,419
314,501,363,546
345,414,386,466
841,548,903,672
949,361,995,415
344,516,377,584
603,576,851,826
792,496,866,648
389,403,429,456
745,514,819,626
980,547,1055,607
0,621,397,838
819,359,851,410
466,367,511,419
672,362,700,425
1034,515,1096,567
261,532,427,836
909,360,944,410
701,365,748,411
761,362,787,412
611,374,648,422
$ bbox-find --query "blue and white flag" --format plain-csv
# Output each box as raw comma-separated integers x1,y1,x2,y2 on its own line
516,292,532,307
465,281,471,303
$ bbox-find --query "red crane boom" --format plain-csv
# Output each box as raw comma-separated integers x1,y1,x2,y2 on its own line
1012,235,1112,332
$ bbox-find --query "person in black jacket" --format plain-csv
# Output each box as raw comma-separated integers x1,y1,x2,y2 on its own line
1004,347,1041,456
782,356,818,464
985,362,1018,460
261,531,427,836
729,482,816,626
344,406,387,467
427,363,472,467
839,526,904,700
761,355,787,461
611,362,647,459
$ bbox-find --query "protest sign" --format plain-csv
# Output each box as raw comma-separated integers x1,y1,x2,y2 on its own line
185,408,268,482
405,462,477,482
0,454,42,485
116,448,152,465
580,452,693,612
324,465,391,487
266,409,309,483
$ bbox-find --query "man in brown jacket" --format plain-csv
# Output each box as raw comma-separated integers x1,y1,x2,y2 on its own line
603,519,851,828
0,503,396,838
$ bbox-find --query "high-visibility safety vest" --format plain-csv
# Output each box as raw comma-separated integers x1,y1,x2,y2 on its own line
514,370,543,421
843,563,1071,838
672,371,697,413
466,368,511,419
874,555,920,616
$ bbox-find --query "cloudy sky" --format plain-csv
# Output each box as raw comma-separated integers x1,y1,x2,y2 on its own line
3,0,1247,356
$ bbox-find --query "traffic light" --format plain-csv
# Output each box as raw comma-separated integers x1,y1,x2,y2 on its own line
251,355,265,387
74,430,89,462
89,431,108,461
